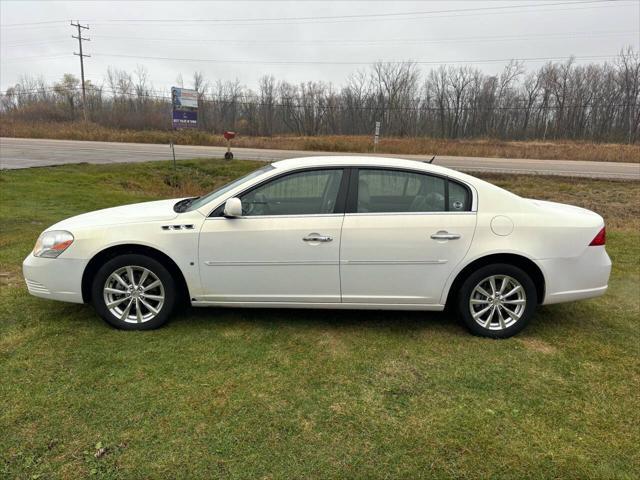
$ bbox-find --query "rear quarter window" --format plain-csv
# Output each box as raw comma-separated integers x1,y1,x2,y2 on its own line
448,180,471,211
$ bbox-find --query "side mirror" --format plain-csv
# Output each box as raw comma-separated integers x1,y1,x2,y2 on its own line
223,197,242,218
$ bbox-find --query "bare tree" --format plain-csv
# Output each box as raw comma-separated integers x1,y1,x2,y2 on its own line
2,48,639,142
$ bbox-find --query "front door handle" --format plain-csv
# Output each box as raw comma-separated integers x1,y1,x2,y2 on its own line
303,234,333,243
431,231,461,241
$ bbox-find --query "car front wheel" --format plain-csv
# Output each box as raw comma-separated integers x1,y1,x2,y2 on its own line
91,254,176,330
458,263,537,338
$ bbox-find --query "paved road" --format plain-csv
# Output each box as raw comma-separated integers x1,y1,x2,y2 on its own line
1,137,638,180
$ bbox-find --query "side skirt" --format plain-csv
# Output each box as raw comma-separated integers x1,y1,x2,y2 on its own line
190,301,446,311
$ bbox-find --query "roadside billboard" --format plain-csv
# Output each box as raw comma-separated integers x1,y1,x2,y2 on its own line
171,87,198,129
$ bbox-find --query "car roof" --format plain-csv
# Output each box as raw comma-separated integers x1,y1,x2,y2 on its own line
271,155,462,178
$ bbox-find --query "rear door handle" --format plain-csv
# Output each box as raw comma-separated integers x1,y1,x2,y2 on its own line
303,234,333,243
430,231,461,241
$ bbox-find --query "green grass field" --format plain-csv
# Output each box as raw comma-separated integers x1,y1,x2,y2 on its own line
1,160,639,479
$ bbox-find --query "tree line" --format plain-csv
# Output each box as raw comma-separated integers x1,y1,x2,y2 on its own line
2,47,638,142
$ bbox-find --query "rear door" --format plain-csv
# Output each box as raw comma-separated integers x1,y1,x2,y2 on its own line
339,168,477,305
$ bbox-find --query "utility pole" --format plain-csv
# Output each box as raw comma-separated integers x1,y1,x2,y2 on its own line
71,20,90,121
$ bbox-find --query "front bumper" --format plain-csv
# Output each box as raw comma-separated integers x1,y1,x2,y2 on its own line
22,253,87,304
540,246,612,305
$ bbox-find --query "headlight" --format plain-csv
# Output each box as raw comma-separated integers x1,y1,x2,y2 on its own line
33,230,74,258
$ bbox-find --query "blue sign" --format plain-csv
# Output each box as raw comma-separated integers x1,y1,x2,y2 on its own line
172,109,198,127
171,87,198,129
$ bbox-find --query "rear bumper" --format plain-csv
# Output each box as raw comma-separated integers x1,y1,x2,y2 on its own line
22,253,86,304
543,285,608,304
540,246,611,305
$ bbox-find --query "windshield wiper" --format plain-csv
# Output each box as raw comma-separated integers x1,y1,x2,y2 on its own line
173,197,199,213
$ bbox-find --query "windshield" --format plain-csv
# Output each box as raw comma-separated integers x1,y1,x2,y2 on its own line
183,164,275,212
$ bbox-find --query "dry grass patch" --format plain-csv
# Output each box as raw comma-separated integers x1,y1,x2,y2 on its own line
3,120,639,163
518,337,557,355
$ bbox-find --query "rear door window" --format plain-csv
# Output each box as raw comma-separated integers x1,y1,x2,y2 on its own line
355,169,471,213
356,169,445,213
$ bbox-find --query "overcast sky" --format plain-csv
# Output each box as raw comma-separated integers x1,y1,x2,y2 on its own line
1,0,638,93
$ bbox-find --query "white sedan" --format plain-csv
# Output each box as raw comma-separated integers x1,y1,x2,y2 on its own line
23,156,611,338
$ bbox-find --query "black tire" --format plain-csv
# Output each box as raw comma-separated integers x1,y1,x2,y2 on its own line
224,151,234,160
91,254,177,330
457,263,537,339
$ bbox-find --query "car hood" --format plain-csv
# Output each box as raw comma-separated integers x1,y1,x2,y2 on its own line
48,198,184,230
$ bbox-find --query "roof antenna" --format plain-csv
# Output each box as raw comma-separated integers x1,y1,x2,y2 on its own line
426,155,436,164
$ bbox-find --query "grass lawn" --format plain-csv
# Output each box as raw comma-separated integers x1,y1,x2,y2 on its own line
1,160,639,479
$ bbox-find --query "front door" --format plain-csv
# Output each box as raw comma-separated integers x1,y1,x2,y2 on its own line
340,168,477,305
197,168,346,303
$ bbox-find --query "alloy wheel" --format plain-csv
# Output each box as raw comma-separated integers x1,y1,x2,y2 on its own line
103,265,165,323
469,274,527,331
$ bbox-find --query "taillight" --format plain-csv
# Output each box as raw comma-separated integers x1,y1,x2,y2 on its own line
589,227,606,246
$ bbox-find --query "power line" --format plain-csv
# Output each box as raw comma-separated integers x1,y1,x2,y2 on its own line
91,52,623,66
5,52,624,66
2,2,627,32
1,1,634,30
1,54,70,62
3,31,637,50
3,51,632,66
1,38,70,48
85,30,639,47
87,0,625,24
0,24,70,32
0,20,66,28
89,1,637,28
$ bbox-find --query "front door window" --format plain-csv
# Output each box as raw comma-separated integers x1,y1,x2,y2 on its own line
240,169,344,216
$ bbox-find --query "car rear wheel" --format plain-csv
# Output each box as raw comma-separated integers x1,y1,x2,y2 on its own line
458,263,537,338
91,254,176,330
